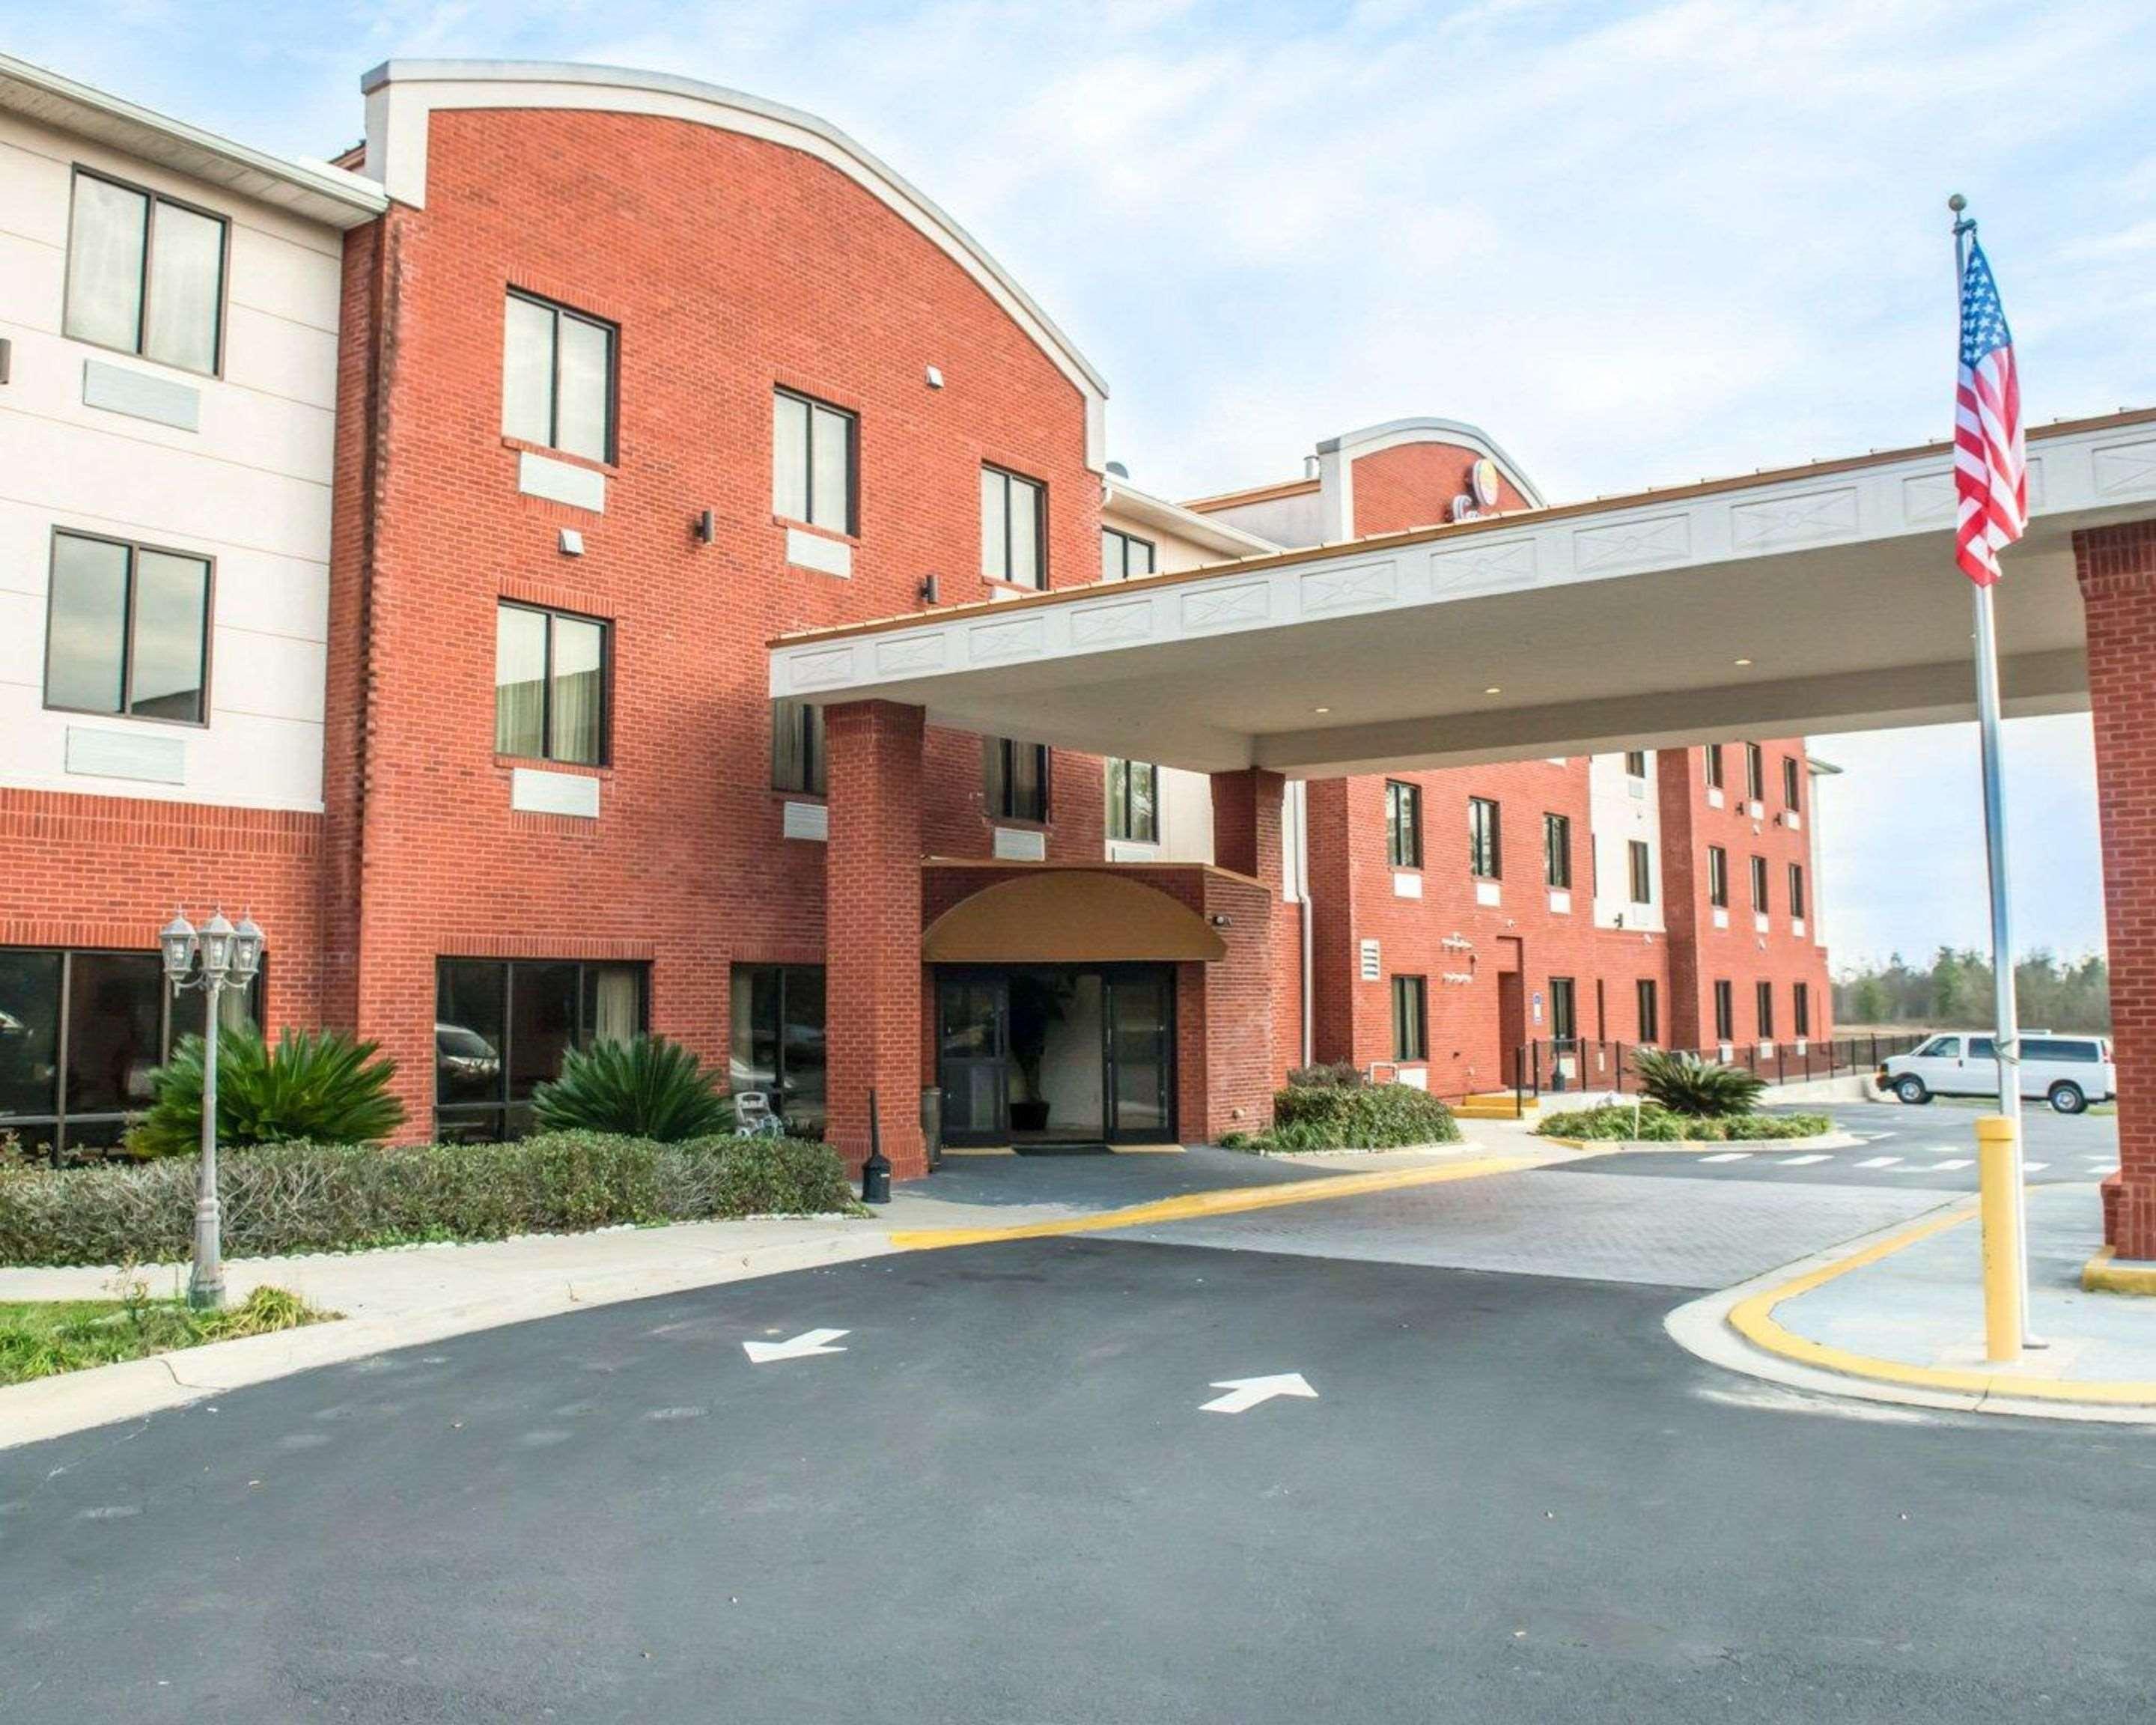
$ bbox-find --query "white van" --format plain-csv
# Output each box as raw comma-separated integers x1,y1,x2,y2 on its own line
1879,1032,2116,1114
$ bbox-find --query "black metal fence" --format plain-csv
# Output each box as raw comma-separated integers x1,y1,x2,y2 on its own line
1511,1031,1932,1110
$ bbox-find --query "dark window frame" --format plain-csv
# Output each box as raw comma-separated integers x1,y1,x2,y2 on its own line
1755,980,1775,1041
1623,749,1648,779
1391,974,1428,1063
1714,979,1735,1041
1703,743,1725,790
494,599,612,767
771,698,826,797
730,963,828,1133
1750,854,1770,912
1793,981,1812,1038
1627,839,1652,905
42,526,214,728
1782,754,1802,810
0,946,261,1159
981,463,1048,589
433,956,649,1141
1707,845,1729,908
1788,862,1808,920
503,288,619,463
772,385,860,536
1744,741,1765,801
1549,976,1577,1044
1469,796,1502,880
1386,780,1423,869
1101,526,1156,582
1543,812,1572,889
1107,758,1159,843
1636,978,1660,1044
63,165,231,377
986,736,1050,823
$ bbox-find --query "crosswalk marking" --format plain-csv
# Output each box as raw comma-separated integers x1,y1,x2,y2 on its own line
1927,1158,1973,1171
1779,1154,1830,1166
2021,1161,2048,1173
2088,1159,2116,1172
1696,1151,1752,1163
1856,1156,1902,1169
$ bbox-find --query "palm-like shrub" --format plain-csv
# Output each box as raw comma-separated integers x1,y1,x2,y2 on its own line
128,1028,405,1158
530,1035,733,1143
1630,1047,1765,1118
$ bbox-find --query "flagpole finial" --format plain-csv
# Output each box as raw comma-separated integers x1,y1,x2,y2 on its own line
1948,192,1967,214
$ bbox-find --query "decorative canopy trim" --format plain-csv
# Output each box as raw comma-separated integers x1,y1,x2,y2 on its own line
924,871,1226,964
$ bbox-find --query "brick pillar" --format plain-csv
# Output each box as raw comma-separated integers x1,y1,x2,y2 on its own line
1657,749,1706,1050
1212,768,1285,890
1206,770,1286,1140
2077,521,2156,1257
826,700,926,1177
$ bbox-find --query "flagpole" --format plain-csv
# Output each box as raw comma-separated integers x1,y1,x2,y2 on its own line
1949,193,2036,1343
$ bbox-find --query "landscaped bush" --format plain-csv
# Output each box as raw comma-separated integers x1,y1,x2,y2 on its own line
1536,1103,1832,1143
1225,1081,1462,1152
1284,1062,1367,1091
1631,1047,1767,1118
127,1028,405,1158
0,1131,858,1268
532,1035,734,1142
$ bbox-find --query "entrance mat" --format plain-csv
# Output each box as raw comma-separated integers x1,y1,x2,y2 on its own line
1011,1143,1113,1157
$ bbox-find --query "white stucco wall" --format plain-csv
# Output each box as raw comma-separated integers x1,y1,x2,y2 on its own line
0,110,344,812
1589,751,1666,932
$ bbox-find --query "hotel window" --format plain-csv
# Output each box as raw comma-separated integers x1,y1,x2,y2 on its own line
1101,527,1155,582
1707,846,1729,908
1549,977,1577,1044
1794,982,1812,1038
1386,780,1422,868
730,964,826,1134
1543,812,1572,889
44,532,211,725
772,388,857,535
495,603,608,766
502,290,615,463
434,958,647,1141
0,947,259,1160
1627,839,1652,905
772,699,826,796
1788,862,1808,920
64,168,226,374
986,737,1048,821
1636,978,1660,1044
981,466,1046,588
1469,797,1501,879
1623,749,1647,779
1703,743,1724,790
1714,979,1734,1041
1391,975,1428,1063
1107,758,1158,843
1750,854,1769,912
1782,754,1801,810
1755,981,1775,1041
1744,741,1764,801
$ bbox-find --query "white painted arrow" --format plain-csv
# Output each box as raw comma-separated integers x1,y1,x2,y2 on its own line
742,1328,850,1364
1200,1372,1318,1414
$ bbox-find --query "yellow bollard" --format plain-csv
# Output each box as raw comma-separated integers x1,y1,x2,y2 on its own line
1976,1115,2023,1366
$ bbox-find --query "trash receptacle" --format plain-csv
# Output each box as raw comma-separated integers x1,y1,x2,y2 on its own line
921,1086,944,1171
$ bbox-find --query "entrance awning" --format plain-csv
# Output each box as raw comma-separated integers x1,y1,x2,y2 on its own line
924,871,1228,963
771,410,2156,776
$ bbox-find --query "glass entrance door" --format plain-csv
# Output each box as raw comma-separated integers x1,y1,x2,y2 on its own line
938,975,1008,1146
1104,969,1174,1142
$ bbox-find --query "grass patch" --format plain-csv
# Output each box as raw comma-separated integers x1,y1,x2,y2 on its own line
0,1131,864,1268
0,1282,332,1386
1536,1103,1834,1143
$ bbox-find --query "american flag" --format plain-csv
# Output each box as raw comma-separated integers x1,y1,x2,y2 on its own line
1953,238,2026,587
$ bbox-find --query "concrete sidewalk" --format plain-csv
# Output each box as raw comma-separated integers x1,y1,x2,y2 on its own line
1672,1181,2156,1421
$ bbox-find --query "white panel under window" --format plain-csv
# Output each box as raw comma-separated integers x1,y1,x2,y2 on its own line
993,825,1046,861
1712,907,1730,929
1398,1068,1428,1091
786,528,852,576
782,800,829,842
82,359,199,431
1548,889,1571,914
1706,787,1725,809
65,725,184,785
511,767,600,818
517,451,606,512
1476,880,1502,907
1392,871,1422,899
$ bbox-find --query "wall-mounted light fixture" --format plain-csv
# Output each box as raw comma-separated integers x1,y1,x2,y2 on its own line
919,574,941,606
695,509,716,544
558,529,583,557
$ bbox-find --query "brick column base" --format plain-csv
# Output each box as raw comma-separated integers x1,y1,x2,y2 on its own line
825,700,926,1178
2077,520,2156,1257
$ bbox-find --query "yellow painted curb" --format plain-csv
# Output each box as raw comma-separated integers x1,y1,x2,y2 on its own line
890,1155,1541,1251
1729,1205,2156,1407
2083,1247,2156,1297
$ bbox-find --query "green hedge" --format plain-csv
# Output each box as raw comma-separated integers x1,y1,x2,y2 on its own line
1536,1103,1833,1143
0,1131,859,1268
1225,1082,1464,1152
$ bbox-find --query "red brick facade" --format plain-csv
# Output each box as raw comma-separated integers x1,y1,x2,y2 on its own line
2076,521,2156,1256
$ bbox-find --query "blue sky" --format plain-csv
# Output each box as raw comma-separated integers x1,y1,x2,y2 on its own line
8,0,2152,968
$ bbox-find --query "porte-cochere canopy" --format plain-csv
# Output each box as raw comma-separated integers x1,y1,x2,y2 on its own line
922,871,1228,964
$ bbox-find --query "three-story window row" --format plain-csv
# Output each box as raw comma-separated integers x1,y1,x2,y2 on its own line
64,167,227,375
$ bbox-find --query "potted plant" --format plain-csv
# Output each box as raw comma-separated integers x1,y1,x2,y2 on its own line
1006,973,1067,1133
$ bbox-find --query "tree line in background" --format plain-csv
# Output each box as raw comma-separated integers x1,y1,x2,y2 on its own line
1833,948,2110,1032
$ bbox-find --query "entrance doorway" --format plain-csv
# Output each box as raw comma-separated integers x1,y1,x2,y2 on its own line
936,965,1175,1148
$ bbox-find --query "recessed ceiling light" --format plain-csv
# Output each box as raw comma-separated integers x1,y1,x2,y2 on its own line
1734,657,1753,667
1483,686,1502,696
1313,705,1330,715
